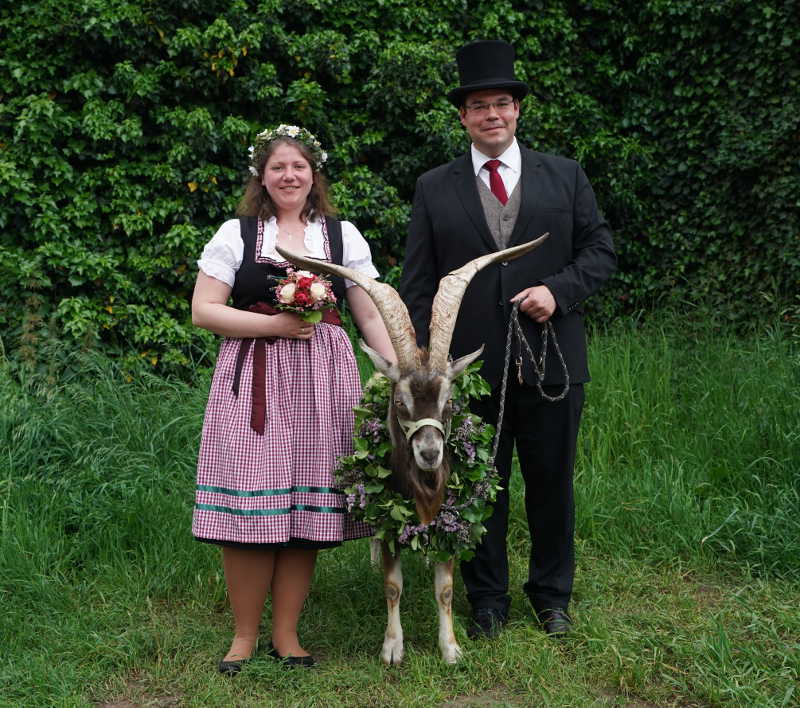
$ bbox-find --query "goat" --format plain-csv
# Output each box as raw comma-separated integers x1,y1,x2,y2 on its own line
276,233,548,664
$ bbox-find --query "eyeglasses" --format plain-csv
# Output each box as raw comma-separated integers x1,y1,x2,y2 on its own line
464,99,516,115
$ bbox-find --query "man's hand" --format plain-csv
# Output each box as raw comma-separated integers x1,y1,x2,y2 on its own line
511,285,556,323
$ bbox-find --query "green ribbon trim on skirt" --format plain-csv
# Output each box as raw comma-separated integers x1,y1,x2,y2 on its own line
197,484,344,497
195,503,290,516
195,502,346,516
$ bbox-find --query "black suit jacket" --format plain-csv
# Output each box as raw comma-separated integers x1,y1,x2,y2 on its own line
400,144,616,388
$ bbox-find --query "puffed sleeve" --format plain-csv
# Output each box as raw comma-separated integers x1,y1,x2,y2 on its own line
196,219,244,287
341,220,380,287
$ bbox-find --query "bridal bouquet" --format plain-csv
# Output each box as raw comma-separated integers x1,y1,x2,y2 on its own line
274,269,337,323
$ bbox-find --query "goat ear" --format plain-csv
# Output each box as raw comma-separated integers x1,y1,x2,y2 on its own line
360,340,402,382
448,345,484,379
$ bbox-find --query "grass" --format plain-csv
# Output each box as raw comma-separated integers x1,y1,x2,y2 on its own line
1,315,798,707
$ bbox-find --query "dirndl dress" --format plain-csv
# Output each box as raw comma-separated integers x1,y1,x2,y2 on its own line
192,216,372,547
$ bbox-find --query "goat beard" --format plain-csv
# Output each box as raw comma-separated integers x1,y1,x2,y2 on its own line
390,451,449,525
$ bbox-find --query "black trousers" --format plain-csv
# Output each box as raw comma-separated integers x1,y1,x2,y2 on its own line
461,379,584,616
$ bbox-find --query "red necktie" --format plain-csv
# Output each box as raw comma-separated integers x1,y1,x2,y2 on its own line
484,159,508,205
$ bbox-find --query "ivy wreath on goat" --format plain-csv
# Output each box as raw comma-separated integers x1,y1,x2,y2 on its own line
335,363,501,562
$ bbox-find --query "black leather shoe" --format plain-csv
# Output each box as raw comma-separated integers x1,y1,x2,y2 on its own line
467,607,507,639
537,608,571,636
266,642,317,668
218,658,249,675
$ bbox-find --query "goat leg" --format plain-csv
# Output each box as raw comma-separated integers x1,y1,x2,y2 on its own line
381,544,404,665
435,559,462,664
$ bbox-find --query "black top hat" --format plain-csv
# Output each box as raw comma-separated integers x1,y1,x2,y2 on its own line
447,40,530,107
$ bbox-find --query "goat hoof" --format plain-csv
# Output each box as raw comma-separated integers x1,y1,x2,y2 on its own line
381,639,404,666
441,642,463,664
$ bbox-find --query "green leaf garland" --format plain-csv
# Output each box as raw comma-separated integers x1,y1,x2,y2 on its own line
335,363,501,562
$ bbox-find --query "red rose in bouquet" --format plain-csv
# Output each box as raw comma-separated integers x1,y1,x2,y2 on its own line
274,269,337,323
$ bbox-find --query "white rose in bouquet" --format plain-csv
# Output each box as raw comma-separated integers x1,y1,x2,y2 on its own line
309,282,327,303
278,283,296,303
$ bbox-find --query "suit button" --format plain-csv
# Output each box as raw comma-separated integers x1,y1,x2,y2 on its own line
498,300,504,307
500,261,508,267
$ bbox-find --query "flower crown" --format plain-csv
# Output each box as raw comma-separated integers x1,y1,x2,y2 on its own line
248,124,328,176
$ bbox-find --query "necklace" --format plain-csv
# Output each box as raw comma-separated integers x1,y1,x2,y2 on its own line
278,222,306,240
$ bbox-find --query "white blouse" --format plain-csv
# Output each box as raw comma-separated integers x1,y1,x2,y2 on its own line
197,216,380,289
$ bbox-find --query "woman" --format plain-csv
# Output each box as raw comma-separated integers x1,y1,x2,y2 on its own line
191,125,394,674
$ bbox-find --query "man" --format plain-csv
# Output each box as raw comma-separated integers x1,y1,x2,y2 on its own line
400,40,616,638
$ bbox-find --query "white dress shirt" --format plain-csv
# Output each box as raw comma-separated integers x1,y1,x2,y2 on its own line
470,138,522,198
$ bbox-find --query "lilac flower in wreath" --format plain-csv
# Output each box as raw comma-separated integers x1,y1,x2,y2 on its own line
399,522,430,545
356,483,367,509
437,510,459,532
463,441,476,463
472,479,492,500
360,417,384,443
336,463,364,489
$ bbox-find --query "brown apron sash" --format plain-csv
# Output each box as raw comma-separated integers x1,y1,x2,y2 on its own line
232,302,344,435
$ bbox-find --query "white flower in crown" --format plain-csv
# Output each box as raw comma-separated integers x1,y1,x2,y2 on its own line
295,270,314,279
248,124,328,174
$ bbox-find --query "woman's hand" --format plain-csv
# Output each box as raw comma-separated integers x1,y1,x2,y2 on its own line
267,313,316,340
192,272,315,339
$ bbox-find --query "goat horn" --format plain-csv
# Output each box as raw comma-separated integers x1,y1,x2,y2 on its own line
274,245,420,371
427,233,550,372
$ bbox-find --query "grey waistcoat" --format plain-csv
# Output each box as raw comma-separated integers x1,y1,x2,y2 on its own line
476,176,521,250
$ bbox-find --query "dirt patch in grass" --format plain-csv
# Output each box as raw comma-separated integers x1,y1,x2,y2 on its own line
440,686,527,707
690,583,724,609
96,675,181,708
596,685,712,708
100,701,180,708
595,686,672,707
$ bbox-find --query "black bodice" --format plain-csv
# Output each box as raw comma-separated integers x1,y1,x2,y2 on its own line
230,216,347,312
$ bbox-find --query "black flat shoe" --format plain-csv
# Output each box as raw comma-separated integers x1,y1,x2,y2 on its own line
218,639,261,675
266,641,317,668
537,608,572,637
218,657,249,675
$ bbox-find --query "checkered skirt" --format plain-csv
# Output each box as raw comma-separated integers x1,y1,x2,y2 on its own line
192,323,372,544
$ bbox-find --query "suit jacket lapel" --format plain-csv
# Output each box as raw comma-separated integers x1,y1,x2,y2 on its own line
508,146,543,247
451,153,498,253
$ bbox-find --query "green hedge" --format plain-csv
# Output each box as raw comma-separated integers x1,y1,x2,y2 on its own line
1,0,797,376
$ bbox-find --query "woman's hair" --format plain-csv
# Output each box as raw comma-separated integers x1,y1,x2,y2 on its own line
236,137,336,221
